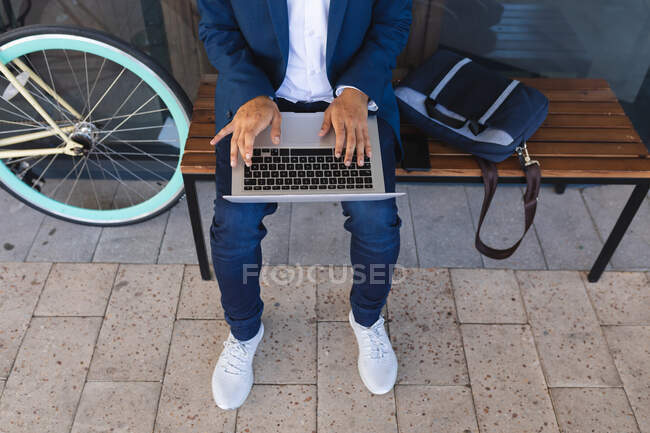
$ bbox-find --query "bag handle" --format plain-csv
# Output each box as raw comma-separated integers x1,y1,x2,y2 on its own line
474,150,541,260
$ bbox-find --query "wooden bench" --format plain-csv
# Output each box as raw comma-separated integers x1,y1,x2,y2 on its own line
181,75,650,282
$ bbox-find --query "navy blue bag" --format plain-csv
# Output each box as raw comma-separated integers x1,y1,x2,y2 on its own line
395,50,548,259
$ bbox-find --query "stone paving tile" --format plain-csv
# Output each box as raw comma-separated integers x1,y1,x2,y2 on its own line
0,379,4,396
254,266,317,384
583,185,650,270
88,264,183,381
517,271,622,387
450,269,527,324
261,203,292,265
550,388,640,433
235,385,316,433
157,197,199,265
0,262,51,378
465,185,547,269
408,184,483,268
462,324,559,433
394,385,479,433
315,266,387,321
584,272,650,325
387,268,469,385
317,322,398,433
177,265,222,319
396,183,419,267
289,202,350,265
603,326,650,433
154,320,236,433
0,317,102,433
71,382,161,433
92,211,169,263
26,216,102,262
34,263,118,317
533,186,604,270
316,266,353,321
158,180,215,265
0,188,45,261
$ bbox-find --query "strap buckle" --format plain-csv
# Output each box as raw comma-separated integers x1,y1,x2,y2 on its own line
516,143,539,170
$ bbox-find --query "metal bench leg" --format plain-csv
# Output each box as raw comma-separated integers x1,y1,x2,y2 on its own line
182,173,212,281
587,182,649,283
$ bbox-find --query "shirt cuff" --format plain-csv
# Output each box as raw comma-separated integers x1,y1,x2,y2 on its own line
335,86,379,111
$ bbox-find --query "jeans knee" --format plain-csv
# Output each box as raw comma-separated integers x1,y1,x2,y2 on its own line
342,200,401,239
210,201,276,259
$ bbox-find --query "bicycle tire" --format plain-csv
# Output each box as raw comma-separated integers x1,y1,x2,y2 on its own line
0,25,193,226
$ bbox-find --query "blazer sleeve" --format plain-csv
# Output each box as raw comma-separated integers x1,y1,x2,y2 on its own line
197,0,276,111
335,0,412,109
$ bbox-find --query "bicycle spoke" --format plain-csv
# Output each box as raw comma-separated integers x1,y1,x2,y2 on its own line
83,66,125,122
92,108,169,124
1,69,78,122
102,79,143,130
65,155,90,205
90,143,164,189
97,94,157,145
99,124,166,135
48,154,90,197
63,49,86,116
84,52,91,116
42,50,75,125
105,133,177,170
85,156,147,204
86,58,106,115
93,141,171,183
84,157,102,210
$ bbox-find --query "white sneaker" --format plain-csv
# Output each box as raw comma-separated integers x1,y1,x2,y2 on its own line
211,323,264,410
348,310,398,395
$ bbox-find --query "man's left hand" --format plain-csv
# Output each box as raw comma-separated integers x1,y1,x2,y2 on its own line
319,87,370,167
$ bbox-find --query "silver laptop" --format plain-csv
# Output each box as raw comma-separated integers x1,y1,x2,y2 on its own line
224,112,405,203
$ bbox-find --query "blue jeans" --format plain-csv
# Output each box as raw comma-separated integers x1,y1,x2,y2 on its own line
210,100,401,341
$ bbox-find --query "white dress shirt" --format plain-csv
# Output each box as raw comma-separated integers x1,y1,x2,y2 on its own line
275,0,378,110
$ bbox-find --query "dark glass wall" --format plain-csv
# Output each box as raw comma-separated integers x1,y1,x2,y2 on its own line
4,0,649,146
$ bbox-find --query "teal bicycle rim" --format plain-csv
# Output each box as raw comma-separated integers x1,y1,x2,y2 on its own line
0,33,190,225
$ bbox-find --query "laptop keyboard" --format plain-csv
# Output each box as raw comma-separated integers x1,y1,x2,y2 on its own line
243,148,374,192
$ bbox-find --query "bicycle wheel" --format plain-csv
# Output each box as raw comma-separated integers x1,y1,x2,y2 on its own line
0,25,192,226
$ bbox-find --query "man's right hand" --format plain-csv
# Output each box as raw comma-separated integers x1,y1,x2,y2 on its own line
210,96,282,167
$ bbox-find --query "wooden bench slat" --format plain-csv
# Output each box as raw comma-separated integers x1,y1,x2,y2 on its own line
427,141,647,158
191,110,216,124
397,156,650,179
541,114,633,129
535,89,616,102
181,152,650,179
548,101,625,115
516,78,610,90
529,127,641,143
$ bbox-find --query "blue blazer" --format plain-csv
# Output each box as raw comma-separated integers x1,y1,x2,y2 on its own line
197,0,412,153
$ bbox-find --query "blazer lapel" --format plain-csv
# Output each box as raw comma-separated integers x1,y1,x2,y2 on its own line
326,0,348,69
266,0,289,68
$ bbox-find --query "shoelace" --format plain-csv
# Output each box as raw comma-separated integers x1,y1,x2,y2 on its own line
219,337,250,375
360,317,389,360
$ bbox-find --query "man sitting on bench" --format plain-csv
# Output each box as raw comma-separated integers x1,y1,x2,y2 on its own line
197,0,412,410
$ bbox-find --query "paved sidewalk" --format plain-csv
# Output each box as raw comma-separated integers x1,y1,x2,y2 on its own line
0,263,648,432
2,182,650,271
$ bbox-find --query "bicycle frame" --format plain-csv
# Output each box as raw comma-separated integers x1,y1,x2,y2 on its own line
0,58,84,159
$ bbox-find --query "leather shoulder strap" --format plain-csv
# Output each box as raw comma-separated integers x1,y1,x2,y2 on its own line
474,156,541,260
